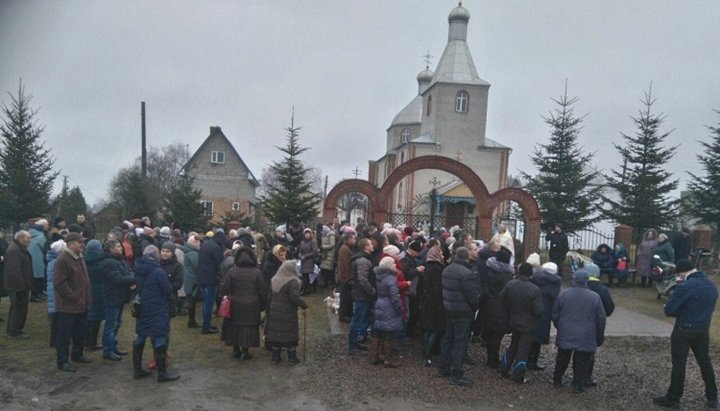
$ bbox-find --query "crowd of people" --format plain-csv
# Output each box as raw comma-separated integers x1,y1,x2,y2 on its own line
0,215,716,408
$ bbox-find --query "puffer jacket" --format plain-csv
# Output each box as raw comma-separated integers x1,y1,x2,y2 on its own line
133,256,172,337
46,248,61,314
481,257,514,333
28,226,46,279
655,239,675,264
197,233,226,287
530,267,561,344
552,283,606,352
588,277,615,316
182,243,200,298
85,240,105,321
441,257,478,315
591,244,614,273
320,232,336,271
500,276,543,333
98,251,133,307
351,252,375,302
160,255,183,294
373,266,403,332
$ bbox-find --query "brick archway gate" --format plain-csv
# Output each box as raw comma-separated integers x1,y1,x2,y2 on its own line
322,155,541,261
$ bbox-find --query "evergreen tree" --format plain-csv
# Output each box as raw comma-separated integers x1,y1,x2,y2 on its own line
109,165,155,221
687,111,720,239
257,116,321,227
520,85,602,233
52,185,89,220
0,81,58,226
603,86,679,237
164,172,209,232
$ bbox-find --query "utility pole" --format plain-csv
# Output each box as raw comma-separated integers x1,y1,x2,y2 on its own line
323,175,328,199
141,101,147,178
56,175,69,217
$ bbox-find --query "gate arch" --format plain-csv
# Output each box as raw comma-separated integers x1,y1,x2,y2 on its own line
483,187,542,258
323,179,380,222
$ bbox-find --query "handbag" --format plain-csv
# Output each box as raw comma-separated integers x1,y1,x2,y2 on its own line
131,293,142,319
218,295,232,319
617,260,628,271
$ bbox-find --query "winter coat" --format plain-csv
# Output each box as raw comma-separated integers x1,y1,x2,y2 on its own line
441,258,479,315
182,244,200,298
672,234,692,262
401,252,423,296
298,238,318,274
481,257,514,333
587,278,615,316
336,243,353,284
197,233,226,287
98,251,133,307
28,227,46,279
262,252,283,287
530,268,561,344
546,231,569,262
351,252,375,302
373,266,403,332
267,261,308,344
552,283,606,352
160,255,183,294
591,244,614,273
637,238,658,278
220,253,235,283
500,276,543,333
46,248,60,314
320,232,336,271
612,244,630,278
84,240,105,321
3,240,33,291
220,257,267,327
664,271,718,331
654,239,675,264
133,256,172,337
419,260,446,332
54,249,92,314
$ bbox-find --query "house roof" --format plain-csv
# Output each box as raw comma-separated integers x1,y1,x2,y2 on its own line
185,126,260,187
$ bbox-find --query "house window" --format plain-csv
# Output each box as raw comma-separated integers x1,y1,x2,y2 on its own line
427,95,432,116
211,151,225,164
456,91,469,113
201,200,213,216
232,202,241,211
401,128,410,144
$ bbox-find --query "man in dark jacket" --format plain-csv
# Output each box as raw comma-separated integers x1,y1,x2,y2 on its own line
552,269,606,393
98,239,135,361
348,238,375,355
439,247,479,387
546,224,569,278
654,259,718,409
499,262,543,384
671,228,692,263
402,240,425,337
197,229,227,334
54,232,93,372
472,240,500,341
4,230,33,339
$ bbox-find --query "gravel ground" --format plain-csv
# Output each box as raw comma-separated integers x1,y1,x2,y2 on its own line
302,333,718,410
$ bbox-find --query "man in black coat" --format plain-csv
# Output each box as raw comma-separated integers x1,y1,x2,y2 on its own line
197,230,227,334
546,224,569,278
4,230,33,339
402,240,425,337
672,228,692,263
499,263,544,384
439,247,479,387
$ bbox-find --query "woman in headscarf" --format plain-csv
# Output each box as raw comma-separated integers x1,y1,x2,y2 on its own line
267,260,308,365
298,228,318,295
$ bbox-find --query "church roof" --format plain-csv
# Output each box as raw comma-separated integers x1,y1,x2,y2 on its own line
480,137,511,150
429,40,489,88
390,95,423,127
409,133,436,144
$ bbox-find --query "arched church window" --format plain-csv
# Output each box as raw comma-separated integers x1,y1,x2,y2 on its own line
456,91,469,113
427,95,432,116
401,128,410,144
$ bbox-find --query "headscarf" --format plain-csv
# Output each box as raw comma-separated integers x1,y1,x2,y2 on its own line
271,260,301,293
426,245,443,263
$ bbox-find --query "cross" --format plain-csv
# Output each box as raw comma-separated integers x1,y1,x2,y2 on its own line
352,166,361,178
429,176,442,189
423,50,434,69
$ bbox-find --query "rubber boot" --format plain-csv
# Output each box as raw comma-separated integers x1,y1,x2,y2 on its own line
287,348,300,365
271,347,282,364
187,301,199,328
155,345,180,382
370,337,383,365
133,342,152,379
383,340,400,368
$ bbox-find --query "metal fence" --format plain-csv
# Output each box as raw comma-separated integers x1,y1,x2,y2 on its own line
540,227,615,254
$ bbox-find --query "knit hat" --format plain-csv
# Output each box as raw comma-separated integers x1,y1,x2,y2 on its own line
275,225,286,234
379,256,397,272
303,227,312,235
408,240,422,252
50,239,66,253
584,262,601,278
526,253,541,268
53,216,65,228
658,233,668,241
675,259,694,274
572,269,589,284
518,262,533,277
35,218,48,227
161,242,176,253
341,226,357,235
232,241,242,250
322,225,331,236
541,262,558,275
143,245,160,261
496,247,512,264
383,245,400,258
160,226,171,237
205,231,214,238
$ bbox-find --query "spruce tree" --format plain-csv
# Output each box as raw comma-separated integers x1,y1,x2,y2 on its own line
52,185,89,220
109,165,155,221
164,172,209,232
0,81,58,227
603,86,679,237
257,116,320,227
520,85,602,233
687,111,720,239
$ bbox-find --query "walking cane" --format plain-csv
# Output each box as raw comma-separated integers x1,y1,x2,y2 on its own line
302,309,308,362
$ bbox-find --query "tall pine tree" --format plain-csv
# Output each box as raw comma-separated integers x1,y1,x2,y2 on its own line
0,81,58,227
164,172,209,232
257,115,320,227
687,111,720,240
603,86,679,237
520,84,602,233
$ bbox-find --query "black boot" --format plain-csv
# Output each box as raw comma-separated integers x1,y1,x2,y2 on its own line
233,345,242,359
287,348,300,365
527,342,545,371
187,302,199,328
271,347,282,364
155,345,180,382
241,347,253,360
133,342,152,379
511,363,528,384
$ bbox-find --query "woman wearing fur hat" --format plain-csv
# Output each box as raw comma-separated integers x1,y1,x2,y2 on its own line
220,247,267,360
370,256,404,368
298,228,318,296
267,260,308,365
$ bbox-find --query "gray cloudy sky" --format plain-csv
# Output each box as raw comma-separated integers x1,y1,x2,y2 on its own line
1,0,719,207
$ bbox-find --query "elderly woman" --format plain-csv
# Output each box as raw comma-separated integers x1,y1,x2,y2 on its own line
183,233,202,328
420,245,446,366
370,257,403,368
637,229,658,287
298,228,318,296
267,260,308,365
220,247,267,360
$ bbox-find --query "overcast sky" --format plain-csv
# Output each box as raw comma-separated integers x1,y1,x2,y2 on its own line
1,0,719,208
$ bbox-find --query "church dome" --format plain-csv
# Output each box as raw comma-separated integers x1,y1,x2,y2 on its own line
448,2,470,22
416,68,434,83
